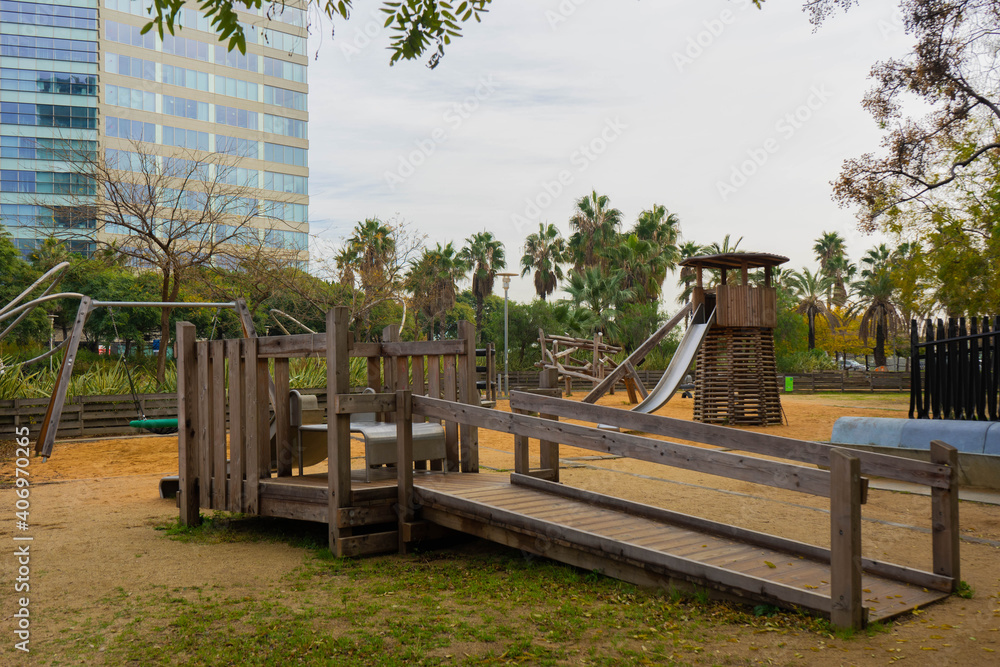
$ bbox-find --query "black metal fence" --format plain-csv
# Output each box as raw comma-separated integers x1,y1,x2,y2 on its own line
910,317,1000,420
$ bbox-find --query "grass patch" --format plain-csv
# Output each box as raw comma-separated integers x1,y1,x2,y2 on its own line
33,516,847,666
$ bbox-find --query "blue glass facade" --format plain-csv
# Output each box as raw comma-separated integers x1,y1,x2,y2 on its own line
0,0,309,261
0,0,100,256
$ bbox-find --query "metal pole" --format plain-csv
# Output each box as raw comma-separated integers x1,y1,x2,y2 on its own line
504,285,509,397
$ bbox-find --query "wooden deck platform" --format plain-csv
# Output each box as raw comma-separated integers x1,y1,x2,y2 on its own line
258,471,948,622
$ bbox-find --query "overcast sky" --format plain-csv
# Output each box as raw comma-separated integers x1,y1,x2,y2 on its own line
303,0,907,306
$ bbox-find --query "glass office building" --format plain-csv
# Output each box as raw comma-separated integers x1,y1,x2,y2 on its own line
1,0,309,263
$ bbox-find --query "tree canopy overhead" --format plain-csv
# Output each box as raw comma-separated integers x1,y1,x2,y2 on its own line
146,0,493,67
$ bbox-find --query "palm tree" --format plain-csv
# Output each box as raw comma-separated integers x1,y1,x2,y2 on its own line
346,217,395,293
564,266,634,338
859,243,893,279
520,222,567,301
850,267,904,367
787,268,838,350
813,231,848,304
630,204,681,300
824,254,856,307
676,240,709,310
568,191,622,270
334,246,358,288
460,231,505,336
600,233,665,304
405,242,468,339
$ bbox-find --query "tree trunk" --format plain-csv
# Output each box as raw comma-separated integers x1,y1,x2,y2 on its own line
807,311,816,350
475,294,484,343
874,318,887,368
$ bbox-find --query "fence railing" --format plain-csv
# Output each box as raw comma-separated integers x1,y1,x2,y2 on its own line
911,316,1000,420
508,370,911,394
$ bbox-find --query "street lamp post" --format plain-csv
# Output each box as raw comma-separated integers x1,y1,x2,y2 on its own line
498,272,517,398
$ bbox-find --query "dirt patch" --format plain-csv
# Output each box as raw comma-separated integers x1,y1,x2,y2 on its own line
3,392,1000,665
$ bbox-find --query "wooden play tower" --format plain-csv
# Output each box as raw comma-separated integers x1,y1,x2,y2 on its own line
684,252,788,426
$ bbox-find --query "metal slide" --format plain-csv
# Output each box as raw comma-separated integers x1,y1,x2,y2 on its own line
629,306,716,415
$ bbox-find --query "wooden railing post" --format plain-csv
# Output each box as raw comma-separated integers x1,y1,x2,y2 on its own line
396,389,414,554
830,448,864,630
930,440,960,588
176,321,200,527
274,358,292,477
383,324,400,423
538,367,560,482
458,320,479,472
327,307,353,556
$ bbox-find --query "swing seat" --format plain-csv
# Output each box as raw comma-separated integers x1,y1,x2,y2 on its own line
130,418,179,434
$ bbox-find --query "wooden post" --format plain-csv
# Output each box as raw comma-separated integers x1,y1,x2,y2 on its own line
458,320,479,472
210,340,227,508
255,345,271,483
538,367,560,482
396,389,413,554
274,358,292,477
244,338,261,514
830,448,864,630
227,340,244,512
197,342,212,509
327,307,353,556
383,324,400,423
36,296,91,458
443,353,459,471
176,322,200,526
930,440,960,588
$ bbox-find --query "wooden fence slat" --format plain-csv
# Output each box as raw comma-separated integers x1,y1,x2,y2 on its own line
396,389,413,554
227,340,244,512
458,321,479,473
244,338,260,514
197,341,211,509
176,322,200,526
442,354,459,472
211,340,227,509
274,358,292,477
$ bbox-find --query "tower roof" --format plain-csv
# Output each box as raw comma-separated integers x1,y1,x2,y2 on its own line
679,252,789,271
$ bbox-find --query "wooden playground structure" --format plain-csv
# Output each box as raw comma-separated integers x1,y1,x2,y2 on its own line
173,307,962,630
535,331,644,400
686,253,787,426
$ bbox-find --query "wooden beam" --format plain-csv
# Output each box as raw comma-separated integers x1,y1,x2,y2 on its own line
414,396,834,498
830,449,865,630
458,320,479,472
36,296,92,458
327,307,353,556
332,392,397,415
210,340,227,507
930,440,960,588
274,357,292,477
396,389,414,554
582,303,692,404
512,391,951,490
176,322,200,526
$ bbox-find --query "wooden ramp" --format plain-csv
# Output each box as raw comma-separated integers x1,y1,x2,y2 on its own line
412,473,948,623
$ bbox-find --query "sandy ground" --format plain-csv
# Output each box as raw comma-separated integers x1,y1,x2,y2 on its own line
2,392,1000,665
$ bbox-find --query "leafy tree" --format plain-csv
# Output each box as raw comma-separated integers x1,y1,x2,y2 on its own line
568,191,622,271
0,231,47,347
787,268,838,350
624,204,681,302
816,0,1000,231
405,242,468,339
564,266,634,338
460,231,505,338
520,223,567,301
146,0,493,68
